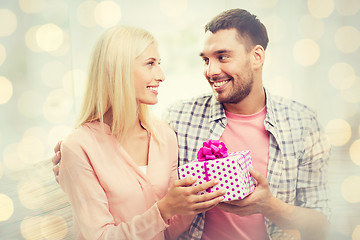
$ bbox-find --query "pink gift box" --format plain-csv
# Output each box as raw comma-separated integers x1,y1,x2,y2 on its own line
178,150,256,201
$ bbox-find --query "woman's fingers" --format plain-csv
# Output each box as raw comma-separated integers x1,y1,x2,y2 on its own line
189,179,219,194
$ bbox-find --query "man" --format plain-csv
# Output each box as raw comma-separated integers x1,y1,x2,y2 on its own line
53,8,330,240
163,8,330,240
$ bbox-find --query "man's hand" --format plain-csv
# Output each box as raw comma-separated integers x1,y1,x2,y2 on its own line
217,168,272,216
218,168,329,240
51,141,62,183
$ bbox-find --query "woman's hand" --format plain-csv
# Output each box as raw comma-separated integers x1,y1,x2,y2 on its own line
157,177,226,222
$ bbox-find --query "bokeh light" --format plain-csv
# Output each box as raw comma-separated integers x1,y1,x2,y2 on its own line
3,143,24,176
48,125,72,151
94,1,121,28
350,139,360,167
0,43,6,66
325,118,351,146
0,9,17,36
18,135,45,166
40,215,68,239
36,23,64,52
308,0,334,18
293,39,320,66
341,80,360,103
21,216,42,240
19,0,45,14
334,26,360,53
341,175,360,203
48,31,70,57
335,0,360,16
25,25,42,52
0,193,14,221
353,225,360,240
18,178,46,209
18,91,44,118
77,0,97,27
160,0,188,17
0,162,2,178
298,15,324,40
0,76,13,104
42,89,74,124
24,127,48,146
330,93,358,119
328,62,356,90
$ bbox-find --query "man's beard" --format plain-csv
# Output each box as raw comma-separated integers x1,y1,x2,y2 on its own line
215,73,254,104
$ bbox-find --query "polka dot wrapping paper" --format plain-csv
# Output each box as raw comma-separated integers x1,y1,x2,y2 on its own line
178,150,256,201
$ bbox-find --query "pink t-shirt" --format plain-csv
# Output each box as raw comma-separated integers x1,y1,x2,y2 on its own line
202,106,270,240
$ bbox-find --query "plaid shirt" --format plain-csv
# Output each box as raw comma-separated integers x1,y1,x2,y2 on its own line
163,89,331,240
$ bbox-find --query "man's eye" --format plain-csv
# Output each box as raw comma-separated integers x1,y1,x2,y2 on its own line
202,58,209,64
219,56,229,60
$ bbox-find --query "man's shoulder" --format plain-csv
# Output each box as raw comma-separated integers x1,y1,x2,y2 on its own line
269,94,317,119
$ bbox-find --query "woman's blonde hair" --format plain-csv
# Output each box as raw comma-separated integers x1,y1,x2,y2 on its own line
77,25,162,143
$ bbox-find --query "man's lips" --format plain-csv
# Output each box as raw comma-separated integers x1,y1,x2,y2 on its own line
212,80,230,87
209,78,231,91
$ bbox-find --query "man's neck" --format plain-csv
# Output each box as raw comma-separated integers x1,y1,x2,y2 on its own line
223,87,266,115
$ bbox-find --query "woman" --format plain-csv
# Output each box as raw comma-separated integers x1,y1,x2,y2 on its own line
58,25,225,239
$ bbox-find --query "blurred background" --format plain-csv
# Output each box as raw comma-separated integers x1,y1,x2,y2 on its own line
0,0,359,239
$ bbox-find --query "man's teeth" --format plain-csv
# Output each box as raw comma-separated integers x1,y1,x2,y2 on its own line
213,80,229,87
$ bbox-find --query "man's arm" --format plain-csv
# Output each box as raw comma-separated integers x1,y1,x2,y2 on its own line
217,168,329,240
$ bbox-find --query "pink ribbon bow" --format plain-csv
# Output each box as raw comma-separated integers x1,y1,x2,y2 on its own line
197,139,229,161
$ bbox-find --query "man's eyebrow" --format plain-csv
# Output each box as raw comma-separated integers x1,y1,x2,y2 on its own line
199,49,231,57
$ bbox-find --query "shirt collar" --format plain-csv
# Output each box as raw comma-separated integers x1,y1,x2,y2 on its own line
209,94,226,122
208,88,278,128
264,88,278,129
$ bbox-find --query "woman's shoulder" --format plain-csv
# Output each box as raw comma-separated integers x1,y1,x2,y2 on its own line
62,122,106,149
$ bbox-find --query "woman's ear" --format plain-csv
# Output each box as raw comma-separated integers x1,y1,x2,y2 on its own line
251,45,265,69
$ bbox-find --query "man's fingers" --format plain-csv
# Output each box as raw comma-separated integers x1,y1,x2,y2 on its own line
51,151,61,165
249,168,267,185
54,141,61,152
217,202,238,212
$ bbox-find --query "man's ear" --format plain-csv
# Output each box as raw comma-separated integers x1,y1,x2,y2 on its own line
251,45,265,69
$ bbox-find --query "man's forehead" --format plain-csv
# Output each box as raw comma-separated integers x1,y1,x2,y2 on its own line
200,29,240,56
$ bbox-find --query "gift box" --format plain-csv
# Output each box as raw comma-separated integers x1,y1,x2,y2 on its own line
178,140,256,201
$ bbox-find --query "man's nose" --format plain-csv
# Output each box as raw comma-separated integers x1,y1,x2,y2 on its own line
206,60,221,77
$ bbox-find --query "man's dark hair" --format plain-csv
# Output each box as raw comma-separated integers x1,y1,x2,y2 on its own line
204,9,269,51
